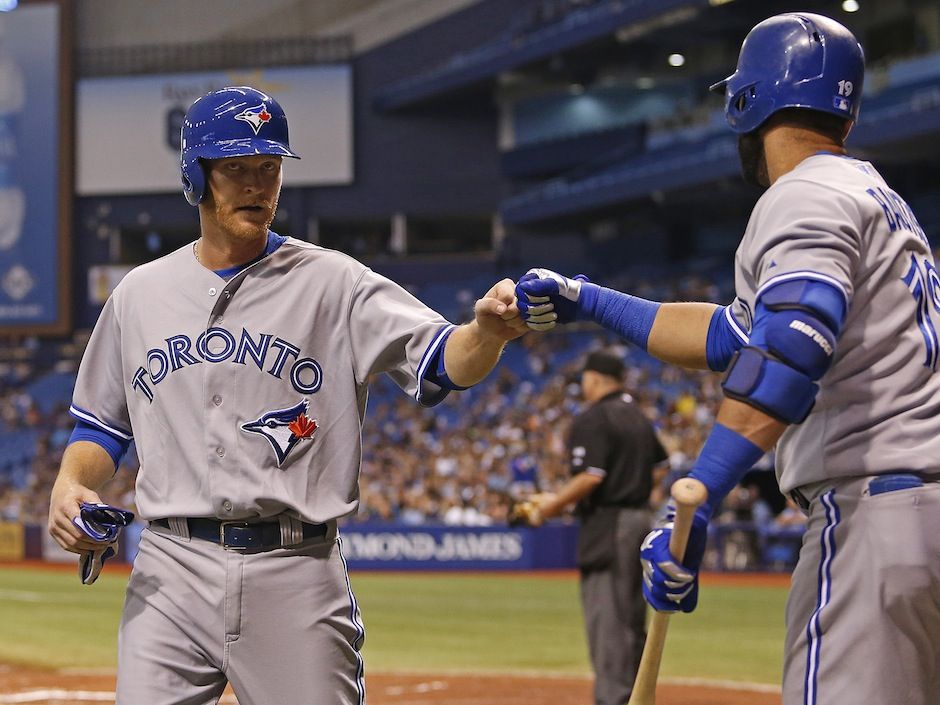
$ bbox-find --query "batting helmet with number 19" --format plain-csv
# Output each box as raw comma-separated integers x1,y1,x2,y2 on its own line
710,13,865,134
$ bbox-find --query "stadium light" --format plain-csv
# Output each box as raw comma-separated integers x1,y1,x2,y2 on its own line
842,0,860,11
668,53,685,68
0,0,17,10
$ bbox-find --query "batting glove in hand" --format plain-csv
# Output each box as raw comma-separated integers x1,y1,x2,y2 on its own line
72,502,135,585
640,508,708,613
515,269,591,330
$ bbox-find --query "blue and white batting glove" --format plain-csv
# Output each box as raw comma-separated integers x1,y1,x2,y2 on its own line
640,508,708,613
72,502,135,585
515,269,592,330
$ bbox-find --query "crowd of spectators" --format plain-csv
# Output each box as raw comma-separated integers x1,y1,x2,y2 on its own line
0,271,804,570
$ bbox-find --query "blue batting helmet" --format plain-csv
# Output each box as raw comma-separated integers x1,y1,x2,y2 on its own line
710,13,865,134
180,86,300,206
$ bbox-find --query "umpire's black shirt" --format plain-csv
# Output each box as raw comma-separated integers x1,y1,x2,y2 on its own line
569,391,666,571
570,391,667,512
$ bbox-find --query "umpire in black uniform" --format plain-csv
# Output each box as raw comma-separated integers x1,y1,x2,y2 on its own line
527,350,668,705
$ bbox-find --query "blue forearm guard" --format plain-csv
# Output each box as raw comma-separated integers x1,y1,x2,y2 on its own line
581,283,661,351
689,423,766,517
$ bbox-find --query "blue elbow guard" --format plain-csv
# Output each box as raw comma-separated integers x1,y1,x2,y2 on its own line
722,346,819,423
723,277,844,424
759,277,847,330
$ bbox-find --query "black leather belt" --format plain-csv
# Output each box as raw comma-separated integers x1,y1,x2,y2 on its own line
152,517,328,551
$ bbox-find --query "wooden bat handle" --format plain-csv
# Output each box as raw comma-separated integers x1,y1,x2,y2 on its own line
627,477,708,705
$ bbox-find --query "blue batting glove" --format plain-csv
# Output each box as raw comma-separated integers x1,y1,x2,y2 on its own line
640,509,708,613
515,269,592,330
72,502,135,543
72,502,135,585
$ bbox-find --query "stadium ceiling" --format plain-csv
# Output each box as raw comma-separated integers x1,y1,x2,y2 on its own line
372,0,859,111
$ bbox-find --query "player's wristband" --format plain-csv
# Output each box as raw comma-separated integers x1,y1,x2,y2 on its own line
579,283,661,351
688,423,766,517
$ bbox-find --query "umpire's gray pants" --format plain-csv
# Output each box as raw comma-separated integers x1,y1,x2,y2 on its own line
116,524,364,705
580,507,652,705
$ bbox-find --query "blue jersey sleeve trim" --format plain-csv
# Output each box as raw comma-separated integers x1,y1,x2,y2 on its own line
415,324,457,407
68,420,131,469
69,405,133,441
724,305,750,344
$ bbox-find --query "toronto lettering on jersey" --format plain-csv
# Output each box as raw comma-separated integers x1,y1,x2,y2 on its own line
131,326,323,402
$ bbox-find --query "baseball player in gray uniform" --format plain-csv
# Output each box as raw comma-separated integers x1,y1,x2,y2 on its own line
515,14,940,705
48,86,526,705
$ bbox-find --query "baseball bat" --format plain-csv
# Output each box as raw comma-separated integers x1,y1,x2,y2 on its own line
627,477,709,705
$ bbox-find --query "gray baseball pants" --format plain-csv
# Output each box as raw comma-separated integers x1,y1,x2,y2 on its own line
783,476,940,705
116,524,365,705
581,507,652,705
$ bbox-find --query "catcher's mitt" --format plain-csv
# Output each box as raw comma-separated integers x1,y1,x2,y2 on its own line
508,500,543,528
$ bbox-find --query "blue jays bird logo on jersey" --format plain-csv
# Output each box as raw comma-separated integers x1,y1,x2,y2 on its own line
241,400,318,467
234,103,272,135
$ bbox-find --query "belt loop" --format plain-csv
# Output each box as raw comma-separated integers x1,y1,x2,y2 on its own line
169,517,191,540
790,489,811,514
278,515,304,546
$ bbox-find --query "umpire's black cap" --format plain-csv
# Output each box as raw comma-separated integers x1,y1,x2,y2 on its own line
583,350,625,381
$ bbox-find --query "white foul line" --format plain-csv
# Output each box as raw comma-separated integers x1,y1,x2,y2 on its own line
0,691,239,704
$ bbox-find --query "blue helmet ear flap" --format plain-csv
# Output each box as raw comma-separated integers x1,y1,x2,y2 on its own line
181,156,205,206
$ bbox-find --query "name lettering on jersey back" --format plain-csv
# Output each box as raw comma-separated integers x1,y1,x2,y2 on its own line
867,187,929,245
131,327,323,402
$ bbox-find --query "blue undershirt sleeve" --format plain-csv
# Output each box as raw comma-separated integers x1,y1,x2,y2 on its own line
706,306,747,372
68,420,131,470
423,327,470,392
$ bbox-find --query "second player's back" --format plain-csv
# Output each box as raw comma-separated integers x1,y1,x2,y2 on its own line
737,154,940,489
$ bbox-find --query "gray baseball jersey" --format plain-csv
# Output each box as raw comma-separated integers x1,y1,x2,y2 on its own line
70,234,457,705
727,153,940,705
728,153,940,493
70,236,453,523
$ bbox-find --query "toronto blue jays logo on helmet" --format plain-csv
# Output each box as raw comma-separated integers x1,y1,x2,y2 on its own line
241,399,318,467
234,103,273,135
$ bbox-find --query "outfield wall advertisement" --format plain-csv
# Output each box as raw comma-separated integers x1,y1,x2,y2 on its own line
339,524,578,571
14,523,578,570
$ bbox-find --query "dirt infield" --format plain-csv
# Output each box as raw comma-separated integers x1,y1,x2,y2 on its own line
0,664,780,705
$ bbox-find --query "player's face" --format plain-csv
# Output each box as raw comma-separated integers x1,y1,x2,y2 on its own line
737,132,769,188
203,156,283,241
